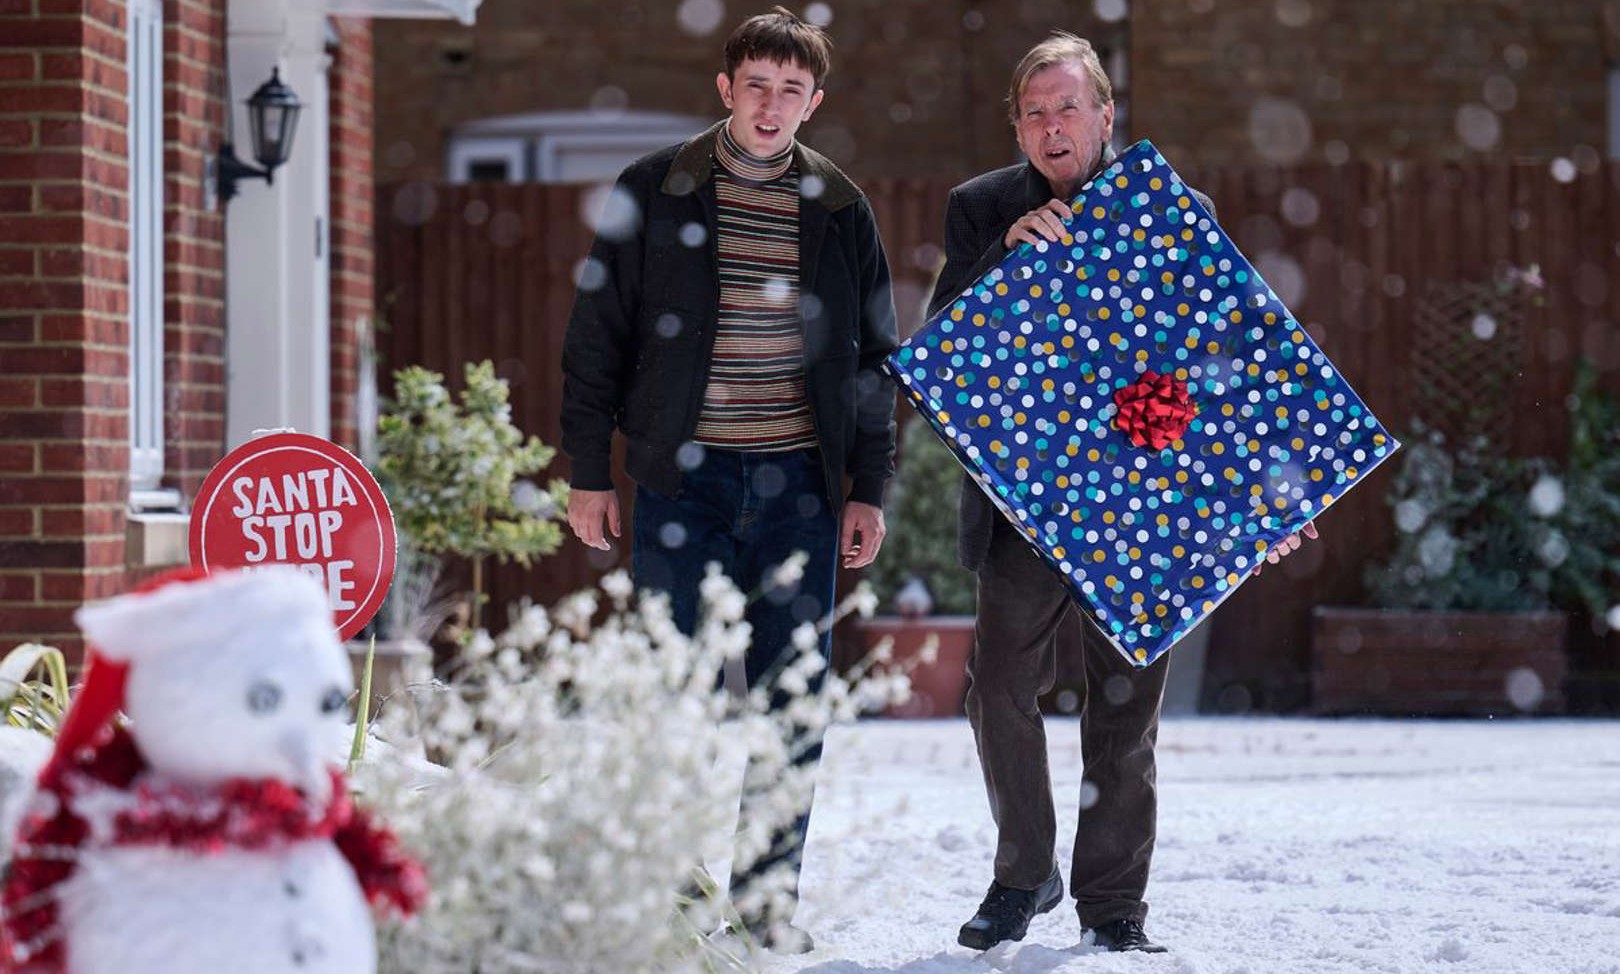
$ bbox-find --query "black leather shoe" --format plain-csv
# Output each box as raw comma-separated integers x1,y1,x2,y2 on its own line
1088,918,1168,953
956,867,1064,951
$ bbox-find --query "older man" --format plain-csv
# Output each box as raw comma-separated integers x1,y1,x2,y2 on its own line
927,31,1316,955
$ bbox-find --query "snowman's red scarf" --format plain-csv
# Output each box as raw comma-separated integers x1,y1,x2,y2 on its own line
1,724,427,972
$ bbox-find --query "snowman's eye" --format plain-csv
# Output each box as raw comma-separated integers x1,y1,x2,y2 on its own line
247,680,282,714
320,687,349,715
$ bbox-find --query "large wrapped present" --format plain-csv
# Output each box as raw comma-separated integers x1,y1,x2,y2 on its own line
886,140,1399,666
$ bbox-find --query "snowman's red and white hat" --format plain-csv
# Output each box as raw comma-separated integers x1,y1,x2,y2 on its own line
53,566,330,773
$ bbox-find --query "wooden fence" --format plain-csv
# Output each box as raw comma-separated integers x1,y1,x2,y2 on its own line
376,160,1620,712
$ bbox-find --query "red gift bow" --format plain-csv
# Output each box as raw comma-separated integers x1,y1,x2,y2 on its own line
1112,370,1197,450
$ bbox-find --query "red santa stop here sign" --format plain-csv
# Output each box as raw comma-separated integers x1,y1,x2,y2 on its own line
189,432,397,641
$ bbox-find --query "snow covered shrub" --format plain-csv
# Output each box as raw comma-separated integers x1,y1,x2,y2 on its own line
1367,361,1620,619
359,566,910,973
1365,423,1552,612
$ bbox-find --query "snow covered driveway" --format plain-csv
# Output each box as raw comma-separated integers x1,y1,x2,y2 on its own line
777,718,1620,974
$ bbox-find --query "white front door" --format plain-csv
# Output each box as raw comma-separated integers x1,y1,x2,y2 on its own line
224,1,331,447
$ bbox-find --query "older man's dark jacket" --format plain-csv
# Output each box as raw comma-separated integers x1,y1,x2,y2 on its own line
926,154,1215,571
561,123,898,511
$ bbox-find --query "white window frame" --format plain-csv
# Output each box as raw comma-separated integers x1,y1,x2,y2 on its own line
533,131,688,183
447,136,527,184
127,0,172,508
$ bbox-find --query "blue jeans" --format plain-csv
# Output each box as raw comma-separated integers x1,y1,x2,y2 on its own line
632,446,838,674
631,446,839,919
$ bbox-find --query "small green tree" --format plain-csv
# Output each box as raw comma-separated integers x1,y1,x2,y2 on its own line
376,361,568,630
868,416,976,615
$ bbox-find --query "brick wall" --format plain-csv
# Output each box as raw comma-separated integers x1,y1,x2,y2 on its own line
1131,0,1608,167
165,0,228,497
372,0,1111,187
374,0,1610,189
0,0,133,654
329,17,374,453
0,0,229,655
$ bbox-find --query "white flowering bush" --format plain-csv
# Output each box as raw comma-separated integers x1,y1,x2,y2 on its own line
359,564,911,973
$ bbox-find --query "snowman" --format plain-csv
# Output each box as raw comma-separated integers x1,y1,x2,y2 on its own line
1,567,426,974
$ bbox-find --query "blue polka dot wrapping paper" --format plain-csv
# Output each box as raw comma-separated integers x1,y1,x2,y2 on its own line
885,140,1401,667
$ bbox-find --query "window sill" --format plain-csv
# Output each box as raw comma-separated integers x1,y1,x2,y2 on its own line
125,511,190,568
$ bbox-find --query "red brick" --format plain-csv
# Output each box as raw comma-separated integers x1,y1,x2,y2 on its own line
0,186,32,216
38,311,124,344
0,343,86,374
78,570,128,601
0,575,38,602
41,570,126,603
33,182,82,211
0,20,84,50
1,213,84,245
38,117,122,155
40,503,123,536
37,572,85,603
83,216,127,252
0,247,34,275
0,377,37,408
41,248,124,285
42,377,127,409
0,118,34,149
84,537,125,568
0,476,88,507
80,413,128,443
0,315,35,343
0,509,35,537
0,409,81,439
5,84,83,115
0,540,82,570
0,444,35,474
41,51,125,92
0,605,84,644
78,18,125,61
39,441,125,474
0,150,81,181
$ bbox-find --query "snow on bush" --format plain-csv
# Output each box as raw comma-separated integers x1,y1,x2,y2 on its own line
359,565,914,973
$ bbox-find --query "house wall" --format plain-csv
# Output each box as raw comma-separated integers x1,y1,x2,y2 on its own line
1131,0,1610,168
371,0,1115,186
0,2,375,655
329,16,374,453
164,0,230,499
373,0,1611,188
0,0,138,654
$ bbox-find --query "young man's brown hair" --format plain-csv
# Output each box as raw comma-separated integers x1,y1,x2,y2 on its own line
723,5,833,90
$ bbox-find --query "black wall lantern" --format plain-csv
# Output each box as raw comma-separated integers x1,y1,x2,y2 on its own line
217,68,303,203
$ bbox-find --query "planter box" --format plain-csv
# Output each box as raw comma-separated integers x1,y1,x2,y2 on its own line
345,637,432,720
855,616,975,718
1311,607,1567,716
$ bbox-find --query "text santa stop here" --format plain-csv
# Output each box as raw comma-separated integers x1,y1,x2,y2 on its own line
189,430,397,641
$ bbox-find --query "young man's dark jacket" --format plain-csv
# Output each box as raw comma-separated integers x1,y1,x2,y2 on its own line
926,151,1215,572
561,122,898,511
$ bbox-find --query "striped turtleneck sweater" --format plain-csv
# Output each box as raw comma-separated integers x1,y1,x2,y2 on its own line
691,122,818,452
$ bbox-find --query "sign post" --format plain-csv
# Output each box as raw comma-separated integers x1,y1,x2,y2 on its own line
189,431,397,641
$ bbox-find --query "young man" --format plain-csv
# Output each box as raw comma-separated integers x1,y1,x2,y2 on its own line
560,6,898,951
928,32,1317,955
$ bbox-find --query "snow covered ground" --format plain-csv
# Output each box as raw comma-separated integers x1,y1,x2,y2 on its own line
772,718,1620,974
